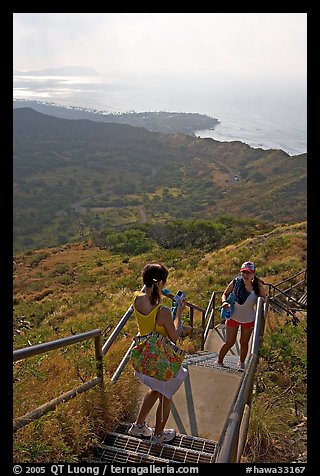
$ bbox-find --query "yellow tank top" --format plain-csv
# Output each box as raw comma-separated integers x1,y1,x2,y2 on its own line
133,292,168,337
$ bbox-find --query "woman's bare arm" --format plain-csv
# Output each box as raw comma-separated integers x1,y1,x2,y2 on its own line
157,300,186,342
221,280,234,304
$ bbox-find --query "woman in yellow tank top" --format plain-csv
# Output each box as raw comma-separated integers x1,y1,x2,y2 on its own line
128,263,188,444
133,292,168,337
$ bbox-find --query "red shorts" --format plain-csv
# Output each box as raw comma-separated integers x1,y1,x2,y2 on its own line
226,318,254,329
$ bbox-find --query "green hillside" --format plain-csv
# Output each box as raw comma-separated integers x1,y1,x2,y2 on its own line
13,108,306,253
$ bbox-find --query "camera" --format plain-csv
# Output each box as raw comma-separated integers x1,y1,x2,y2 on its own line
173,290,186,303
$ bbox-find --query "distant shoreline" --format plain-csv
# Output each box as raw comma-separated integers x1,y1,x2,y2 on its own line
13,98,306,156
13,99,220,136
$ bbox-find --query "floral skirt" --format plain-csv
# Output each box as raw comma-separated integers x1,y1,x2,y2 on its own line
134,365,188,399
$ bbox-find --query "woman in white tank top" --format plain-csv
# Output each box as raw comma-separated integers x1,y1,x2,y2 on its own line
216,261,267,371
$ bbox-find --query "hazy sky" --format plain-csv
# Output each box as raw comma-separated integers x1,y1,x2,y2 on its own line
13,13,307,154
13,13,307,82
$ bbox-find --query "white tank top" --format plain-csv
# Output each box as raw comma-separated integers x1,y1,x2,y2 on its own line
232,291,257,323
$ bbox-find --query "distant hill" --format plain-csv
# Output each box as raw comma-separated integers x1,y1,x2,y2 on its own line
13,99,219,135
13,108,307,253
13,66,99,76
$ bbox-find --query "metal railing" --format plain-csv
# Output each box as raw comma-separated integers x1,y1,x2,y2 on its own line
267,269,307,297
13,288,205,430
266,269,307,323
214,296,268,463
267,269,307,305
202,290,222,348
13,329,103,433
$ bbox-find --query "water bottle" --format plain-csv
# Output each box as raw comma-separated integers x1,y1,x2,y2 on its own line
220,304,231,320
223,307,231,320
220,294,234,320
172,300,183,331
162,288,184,331
172,300,178,318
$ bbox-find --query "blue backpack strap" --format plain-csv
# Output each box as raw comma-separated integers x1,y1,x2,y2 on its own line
232,276,244,303
232,276,240,294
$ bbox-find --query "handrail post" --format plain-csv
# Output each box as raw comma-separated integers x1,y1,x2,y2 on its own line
202,291,216,347
211,292,216,330
189,307,194,328
95,333,104,386
250,297,263,356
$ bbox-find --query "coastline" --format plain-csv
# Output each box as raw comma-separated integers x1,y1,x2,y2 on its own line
13,98,306,157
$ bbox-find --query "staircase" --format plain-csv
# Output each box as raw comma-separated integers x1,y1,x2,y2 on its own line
85,330,246,464
267,270,307,322
89,422,217,463
82,275,307,463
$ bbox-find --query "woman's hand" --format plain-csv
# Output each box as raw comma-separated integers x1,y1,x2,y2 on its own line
176,298,186,314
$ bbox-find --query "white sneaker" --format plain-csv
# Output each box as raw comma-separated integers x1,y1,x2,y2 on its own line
151,428,176,444
128,422,153,437
237,361,245,371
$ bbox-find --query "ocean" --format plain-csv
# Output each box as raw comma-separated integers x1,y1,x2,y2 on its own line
13,73,307,157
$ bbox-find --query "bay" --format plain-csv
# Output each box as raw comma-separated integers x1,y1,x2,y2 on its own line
13,73,307,157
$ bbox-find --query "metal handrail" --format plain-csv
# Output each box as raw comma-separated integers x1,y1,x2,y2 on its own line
111,341,136,383
13,329,103,432
102,285,147,357
268,283,307,307
102,305,135,356
13,329,102,361
269,269,307,289
202,291,218,346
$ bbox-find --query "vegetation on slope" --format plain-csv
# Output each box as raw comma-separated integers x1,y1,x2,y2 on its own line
244,314,307,463
13,108,306,253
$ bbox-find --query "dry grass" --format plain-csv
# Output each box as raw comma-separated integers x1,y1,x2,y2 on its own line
13,338,139,463
243,389,303,463
243,312,307,463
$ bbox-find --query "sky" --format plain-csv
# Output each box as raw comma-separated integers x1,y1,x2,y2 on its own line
13,13,307,82
12,13,308,156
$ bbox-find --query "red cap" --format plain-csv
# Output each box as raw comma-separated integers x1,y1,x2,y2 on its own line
240,261,255,273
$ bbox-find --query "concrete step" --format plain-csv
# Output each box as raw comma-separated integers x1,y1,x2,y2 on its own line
89,422,217,463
